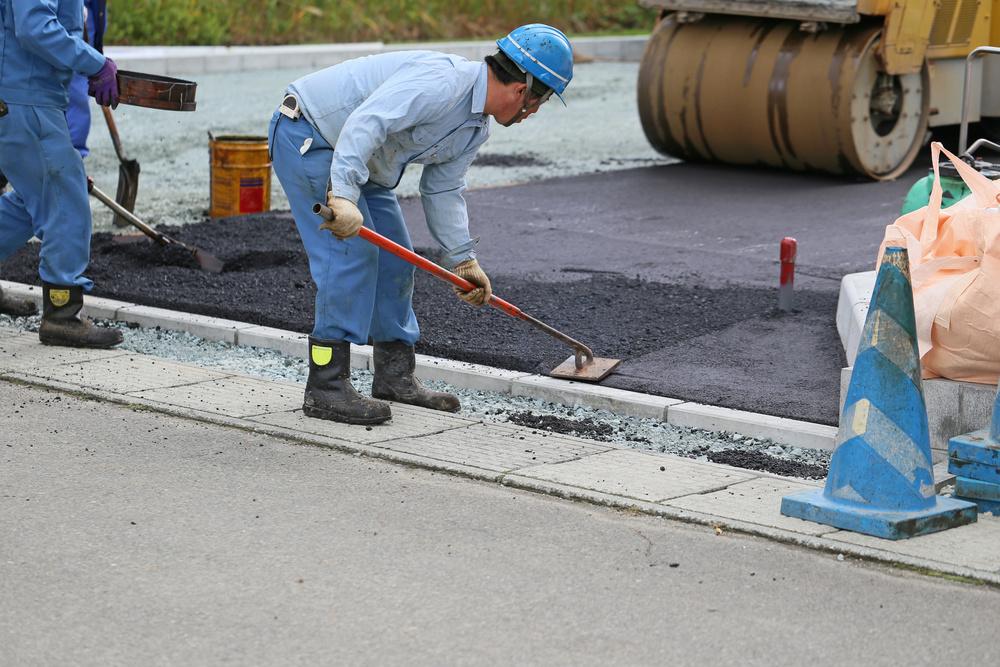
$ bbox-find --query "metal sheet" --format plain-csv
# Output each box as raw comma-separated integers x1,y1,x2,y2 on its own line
548,356,621,383
639,0,860,23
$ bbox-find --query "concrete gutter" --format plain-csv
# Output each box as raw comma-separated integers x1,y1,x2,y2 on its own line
2,321,999,585
1,279,836,451
106,36,650,76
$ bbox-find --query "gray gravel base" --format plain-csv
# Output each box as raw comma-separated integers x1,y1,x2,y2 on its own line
83,62,673,232
0,313,831,478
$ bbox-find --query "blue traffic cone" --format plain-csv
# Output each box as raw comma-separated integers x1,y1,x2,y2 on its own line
781,246,977,539
949,386,1000,514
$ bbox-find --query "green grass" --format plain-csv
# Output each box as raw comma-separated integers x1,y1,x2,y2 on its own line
109,1,656,46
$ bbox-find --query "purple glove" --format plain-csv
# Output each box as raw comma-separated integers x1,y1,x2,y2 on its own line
88,57,119,109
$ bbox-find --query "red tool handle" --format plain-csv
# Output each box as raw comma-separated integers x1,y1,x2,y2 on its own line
312,203,596,369
313,203,525,320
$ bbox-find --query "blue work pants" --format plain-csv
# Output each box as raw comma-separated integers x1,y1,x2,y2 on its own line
0,104,93,289
268,110,419,345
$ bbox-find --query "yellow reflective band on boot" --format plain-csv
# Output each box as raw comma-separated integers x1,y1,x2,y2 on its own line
49,289,70,307
311,344,333,366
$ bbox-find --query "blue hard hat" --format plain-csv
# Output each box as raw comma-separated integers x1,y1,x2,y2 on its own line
496,24,574,104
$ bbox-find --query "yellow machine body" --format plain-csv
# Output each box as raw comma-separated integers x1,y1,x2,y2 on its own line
637,0,1000,179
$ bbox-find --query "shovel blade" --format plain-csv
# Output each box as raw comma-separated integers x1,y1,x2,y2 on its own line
112,160,140,228
193,249,225,274
549,355,621,383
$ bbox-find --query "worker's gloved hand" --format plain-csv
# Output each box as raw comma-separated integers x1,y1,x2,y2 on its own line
453,259,492,307
320,195,364,239
88,57,119,109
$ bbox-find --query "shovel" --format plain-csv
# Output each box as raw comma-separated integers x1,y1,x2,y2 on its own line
313,203,620,382
101,106,141,228
89,180,225,273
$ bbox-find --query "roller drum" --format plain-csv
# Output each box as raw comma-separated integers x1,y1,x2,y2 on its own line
637,15,929,180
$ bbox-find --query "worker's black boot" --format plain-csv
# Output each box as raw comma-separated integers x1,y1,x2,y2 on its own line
0,284,37,317
38,284,123,348
372,340,460,413
303,337,391,425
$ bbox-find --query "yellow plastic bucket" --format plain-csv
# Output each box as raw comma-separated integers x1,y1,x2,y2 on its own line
208,133,271,218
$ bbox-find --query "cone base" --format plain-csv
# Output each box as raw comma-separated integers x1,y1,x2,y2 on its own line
781,489,977,540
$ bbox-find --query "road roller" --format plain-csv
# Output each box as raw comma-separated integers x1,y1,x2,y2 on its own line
637,0,1000,179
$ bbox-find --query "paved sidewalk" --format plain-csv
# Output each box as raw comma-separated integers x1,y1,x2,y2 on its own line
2,324,1000,584
7,381,1000,665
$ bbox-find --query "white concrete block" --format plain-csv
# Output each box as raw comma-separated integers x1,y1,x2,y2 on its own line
664,477,829,535
116,305,254,343
960,381,998,433
165,56,207,76
667,402,838,451
923,377,964,453
240,52,280,72
836,271,875,365
414,354,529,394
236,326,308,358
0,280,42,305
512,374,681,420
514,449,755,502
82,295,133,321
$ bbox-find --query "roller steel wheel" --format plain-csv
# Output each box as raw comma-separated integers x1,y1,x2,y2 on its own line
637,15,930,180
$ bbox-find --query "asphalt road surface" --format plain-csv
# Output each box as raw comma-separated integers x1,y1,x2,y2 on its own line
5,160,920,424
2,380,998,666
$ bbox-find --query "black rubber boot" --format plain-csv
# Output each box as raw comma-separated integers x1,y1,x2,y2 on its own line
0,284,37,317
372,340,460,413
303,337,391,425
38,284,123,349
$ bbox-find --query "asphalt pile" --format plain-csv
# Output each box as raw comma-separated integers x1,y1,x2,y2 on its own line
3,210,841,423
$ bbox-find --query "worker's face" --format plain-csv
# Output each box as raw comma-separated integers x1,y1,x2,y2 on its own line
498,83,547,127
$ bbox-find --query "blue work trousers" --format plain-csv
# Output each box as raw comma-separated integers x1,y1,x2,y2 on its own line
268,110,419,345
0,103,93,289
66,74,91,158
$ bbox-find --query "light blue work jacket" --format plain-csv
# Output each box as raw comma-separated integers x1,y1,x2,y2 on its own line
0,0,105,108
288,50,491,262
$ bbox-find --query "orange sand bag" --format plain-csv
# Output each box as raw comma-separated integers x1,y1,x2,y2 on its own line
878,142,1000,384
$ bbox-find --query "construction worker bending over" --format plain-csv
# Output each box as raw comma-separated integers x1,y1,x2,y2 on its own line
0,0,122,348
270,24,573,425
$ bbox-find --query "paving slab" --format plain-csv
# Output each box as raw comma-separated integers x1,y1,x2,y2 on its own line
0,333,126,373
16,354,230,394
130,376,302,418
248,402,478,445
378,421,611,473
513,449,756,502
663,477,832,536
827,515,1000,573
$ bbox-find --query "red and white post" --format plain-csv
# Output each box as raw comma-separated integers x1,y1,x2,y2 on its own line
779,237,797,312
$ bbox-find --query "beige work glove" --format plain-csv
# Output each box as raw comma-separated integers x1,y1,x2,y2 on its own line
453,259,492,307
319,194,364,239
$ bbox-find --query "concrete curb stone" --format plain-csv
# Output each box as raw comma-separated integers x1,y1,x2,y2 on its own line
1,279,839,450
106,36,650,76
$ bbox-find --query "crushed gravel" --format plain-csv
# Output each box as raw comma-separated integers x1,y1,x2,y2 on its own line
1,313,830,479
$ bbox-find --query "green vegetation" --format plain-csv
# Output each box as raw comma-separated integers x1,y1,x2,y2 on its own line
109,1,655,46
